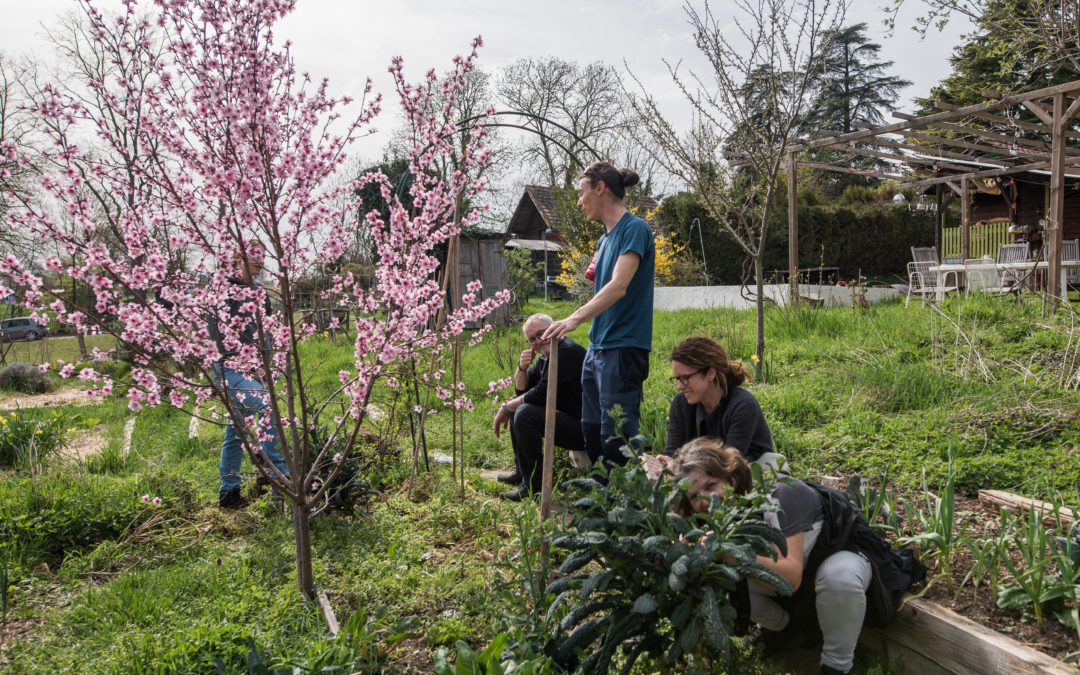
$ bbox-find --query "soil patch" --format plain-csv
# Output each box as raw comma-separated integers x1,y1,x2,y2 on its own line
917,494,1079,663
0,387,91,411
61,430,109,462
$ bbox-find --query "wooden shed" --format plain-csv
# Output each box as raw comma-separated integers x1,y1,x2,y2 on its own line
449,233,511,327
504,185,659,293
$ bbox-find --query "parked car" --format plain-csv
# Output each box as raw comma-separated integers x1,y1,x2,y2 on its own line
0,317,48,342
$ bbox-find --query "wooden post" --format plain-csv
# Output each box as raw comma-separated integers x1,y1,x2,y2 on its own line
539,343,559,524
934,185,944,256
786,152,799,303
960,177,971,260
1048,93,1067,309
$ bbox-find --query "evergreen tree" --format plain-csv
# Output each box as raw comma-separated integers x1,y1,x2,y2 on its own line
916,0,1077,113
801,23,911,196
806,23,912,134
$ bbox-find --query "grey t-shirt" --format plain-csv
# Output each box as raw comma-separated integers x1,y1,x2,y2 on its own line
766,479,823,535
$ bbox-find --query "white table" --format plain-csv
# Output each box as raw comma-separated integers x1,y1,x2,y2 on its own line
930,260,1080,296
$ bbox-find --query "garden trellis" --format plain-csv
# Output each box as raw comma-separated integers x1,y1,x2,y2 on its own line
785,78,1080,310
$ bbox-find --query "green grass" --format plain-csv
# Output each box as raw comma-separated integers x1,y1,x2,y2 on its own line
1,334,118,367
2,296,1080,671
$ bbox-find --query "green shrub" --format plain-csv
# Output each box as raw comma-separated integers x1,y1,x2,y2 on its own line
0,410,68,470
0,469,197,568
0,362,53,394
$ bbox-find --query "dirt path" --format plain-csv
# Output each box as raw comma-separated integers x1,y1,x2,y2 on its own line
60,430,109,462
0,387,91,411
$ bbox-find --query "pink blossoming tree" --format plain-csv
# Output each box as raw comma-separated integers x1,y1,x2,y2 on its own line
0,0,505,596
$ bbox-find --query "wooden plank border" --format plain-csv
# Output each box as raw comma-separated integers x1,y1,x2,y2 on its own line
979,489,1076,526
859,598,1076,674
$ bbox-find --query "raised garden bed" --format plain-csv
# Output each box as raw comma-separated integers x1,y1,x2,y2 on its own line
860,597,1076,675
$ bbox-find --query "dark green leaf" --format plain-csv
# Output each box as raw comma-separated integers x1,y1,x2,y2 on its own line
631,593,658,614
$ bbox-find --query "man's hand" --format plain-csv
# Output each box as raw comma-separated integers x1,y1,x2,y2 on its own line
518,349,535,373
542,315,581,342
493,405,511,437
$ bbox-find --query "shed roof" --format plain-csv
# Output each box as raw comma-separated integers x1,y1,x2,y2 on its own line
506,185,660,238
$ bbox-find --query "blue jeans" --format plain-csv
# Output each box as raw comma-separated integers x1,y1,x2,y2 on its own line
215,366,289,493
581,348,649,465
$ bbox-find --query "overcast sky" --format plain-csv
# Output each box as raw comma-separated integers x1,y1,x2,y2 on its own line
1,0,972,204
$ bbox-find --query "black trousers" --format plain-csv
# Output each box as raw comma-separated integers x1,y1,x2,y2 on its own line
509,403,585,492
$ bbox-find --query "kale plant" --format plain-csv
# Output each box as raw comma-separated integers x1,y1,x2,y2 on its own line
543,437,790,673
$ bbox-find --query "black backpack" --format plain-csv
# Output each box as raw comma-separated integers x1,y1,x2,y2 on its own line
778,481,927,628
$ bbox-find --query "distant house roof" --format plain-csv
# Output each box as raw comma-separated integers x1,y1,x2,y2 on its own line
505,185,659,240
505,238,563,252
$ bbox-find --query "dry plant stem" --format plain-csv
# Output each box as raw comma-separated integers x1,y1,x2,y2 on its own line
927,303,994,383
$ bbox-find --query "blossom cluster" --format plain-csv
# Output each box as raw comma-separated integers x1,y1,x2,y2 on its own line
0,0,506,502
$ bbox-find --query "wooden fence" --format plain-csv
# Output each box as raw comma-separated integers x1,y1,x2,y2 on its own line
941,222,1011,260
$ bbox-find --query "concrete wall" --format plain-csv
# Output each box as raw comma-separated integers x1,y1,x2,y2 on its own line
653,284,900,311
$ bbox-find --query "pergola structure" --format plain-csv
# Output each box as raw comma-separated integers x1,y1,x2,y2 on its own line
785,79,1080,309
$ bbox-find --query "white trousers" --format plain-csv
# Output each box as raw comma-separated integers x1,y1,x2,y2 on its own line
749,549,872,673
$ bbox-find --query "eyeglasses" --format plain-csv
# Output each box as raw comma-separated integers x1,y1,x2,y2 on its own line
670,369,706,386
526,331,545,344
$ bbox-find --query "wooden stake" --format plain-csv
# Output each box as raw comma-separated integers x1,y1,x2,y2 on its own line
539,343,559,526
317,590,339,637
961,177,971,260
1048,93,1067,310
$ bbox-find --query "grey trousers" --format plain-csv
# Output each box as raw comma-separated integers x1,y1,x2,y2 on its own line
749,548,872,673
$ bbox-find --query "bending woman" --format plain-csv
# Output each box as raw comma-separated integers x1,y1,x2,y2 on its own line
672,437,870,675
665,336,784,470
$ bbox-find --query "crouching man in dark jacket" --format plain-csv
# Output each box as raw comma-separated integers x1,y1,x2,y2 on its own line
493,313,586,501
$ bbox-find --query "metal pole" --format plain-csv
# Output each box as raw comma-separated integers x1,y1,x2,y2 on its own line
543,230,549,302
690,218,709,285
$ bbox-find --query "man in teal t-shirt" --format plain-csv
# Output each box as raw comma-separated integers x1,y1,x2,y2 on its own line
544,162,654,466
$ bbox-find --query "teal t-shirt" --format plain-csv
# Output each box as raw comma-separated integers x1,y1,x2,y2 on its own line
588,211,654,350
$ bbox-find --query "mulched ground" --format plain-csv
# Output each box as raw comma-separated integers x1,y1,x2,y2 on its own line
918,494,1078,663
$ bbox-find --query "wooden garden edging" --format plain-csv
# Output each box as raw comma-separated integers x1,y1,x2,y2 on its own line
979,489,1076,526
859,597,1076,674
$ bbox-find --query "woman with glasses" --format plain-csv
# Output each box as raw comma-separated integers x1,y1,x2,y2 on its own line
664,336,783,470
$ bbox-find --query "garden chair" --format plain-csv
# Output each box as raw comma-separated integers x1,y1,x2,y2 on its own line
910,246,938,264
1063,239,1080,295
996,243,1030,289
964,259,1017,297
911,246,961,288
906,260,957,305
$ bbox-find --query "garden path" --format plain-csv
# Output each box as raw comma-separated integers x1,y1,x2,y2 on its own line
0,387,91,411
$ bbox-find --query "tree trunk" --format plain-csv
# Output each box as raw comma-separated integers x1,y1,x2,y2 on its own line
754,255,765,379
292,496,315,597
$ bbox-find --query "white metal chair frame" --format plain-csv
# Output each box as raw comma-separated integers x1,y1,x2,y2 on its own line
911,246,961,288
963,258,1018,298
906,260,957,305
996,243,1031,289
1063,239,1080,293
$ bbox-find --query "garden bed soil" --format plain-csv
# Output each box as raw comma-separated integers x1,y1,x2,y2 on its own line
0,387,91,411
918,494,1078,664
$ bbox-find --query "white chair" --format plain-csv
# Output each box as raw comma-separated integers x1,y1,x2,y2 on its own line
1063,239,1080,293
911,246,938,263
996,243,1030,289
906,260,957,305
964,259,1016,297
911,246,960,288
